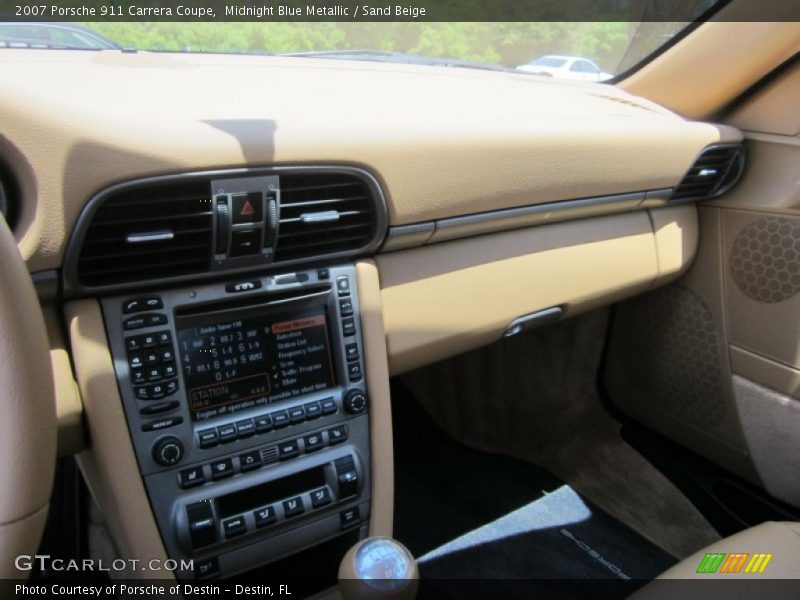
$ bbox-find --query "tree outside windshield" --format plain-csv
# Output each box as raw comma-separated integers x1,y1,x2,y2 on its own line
82,21,697,77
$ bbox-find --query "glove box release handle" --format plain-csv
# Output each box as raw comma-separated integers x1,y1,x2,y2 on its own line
503,306,563,338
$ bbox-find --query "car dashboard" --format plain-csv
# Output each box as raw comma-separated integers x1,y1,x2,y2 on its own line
0,48,745,583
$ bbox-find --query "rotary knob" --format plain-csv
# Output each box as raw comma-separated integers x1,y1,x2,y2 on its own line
343,389,368,415
152,436,184,467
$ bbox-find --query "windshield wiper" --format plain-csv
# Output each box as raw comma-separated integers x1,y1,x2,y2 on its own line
279,49,511,73
0,39,106,51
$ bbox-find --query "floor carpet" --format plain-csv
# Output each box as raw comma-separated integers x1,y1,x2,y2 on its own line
392,389,676,598
400,309,720,558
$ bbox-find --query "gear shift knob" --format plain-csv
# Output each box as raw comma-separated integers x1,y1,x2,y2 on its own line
339,537,419,600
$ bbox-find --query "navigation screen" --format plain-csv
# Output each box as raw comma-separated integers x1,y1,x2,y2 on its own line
176,307,335,421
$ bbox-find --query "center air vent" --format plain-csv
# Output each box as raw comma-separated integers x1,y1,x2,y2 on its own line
76,180,213,287
274,173,378,261
670,144,745,203
66,167,387,295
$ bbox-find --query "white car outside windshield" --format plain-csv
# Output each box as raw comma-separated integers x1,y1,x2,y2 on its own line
516,55,613,81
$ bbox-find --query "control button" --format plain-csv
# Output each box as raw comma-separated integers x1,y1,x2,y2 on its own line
123,316,148,330
210,458,234,480
288,406,306,424
236,419,256,438
198,428,219,449
223,515,247,539
131,369,146,385
348,362,363,382
328,425,349,445
123,298,145,314
310,487,331,508
142,416,183,432
342,317,356,337
217,424,237,443
142,297,164,311
260,446,279,465
317,268,330,280
232,192,263,224
278,439,300,461
149,383,166,400
146,367,162,382
345,343,359,361
143,351,160,367
303,432,324,453
271,410,290,429
129,354,144,369
339,298,354,317
161,348,175,362
225,280,262,293
125,336,141,352
239,450,262,472
321,398,337,415
336,276,351,297
152,436,184,467
179,465,205,489
304,401,322,420
273,273,303,285
335,456,359,497
134,377,152,394
338,472,359,498
165,380,179,396
340,507,360,529
194,557,220,582
157,331,172,346
344,390,367,414
230,229,262,257
163,363,177,378
141,334,158,348
283,496,305,519
140,401,179,415
187,501,216,549
254,414,273,434
146,313,168,327
254,505,276,528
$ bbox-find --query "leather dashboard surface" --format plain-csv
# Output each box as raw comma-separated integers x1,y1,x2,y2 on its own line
0,49,741,273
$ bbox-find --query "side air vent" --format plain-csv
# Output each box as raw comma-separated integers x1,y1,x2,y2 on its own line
275,173,377,261
670,144,745,203
76,181,213,286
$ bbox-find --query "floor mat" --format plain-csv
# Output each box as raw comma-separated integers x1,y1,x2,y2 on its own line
392,390,676,597
400,309,720,558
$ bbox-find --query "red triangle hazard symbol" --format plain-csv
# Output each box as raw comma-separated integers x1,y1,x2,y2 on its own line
240,200,255,216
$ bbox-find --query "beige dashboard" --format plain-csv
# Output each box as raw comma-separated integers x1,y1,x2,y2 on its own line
0,49,738,271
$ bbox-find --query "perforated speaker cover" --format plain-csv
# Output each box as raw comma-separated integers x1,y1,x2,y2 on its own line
730,216,800,303
612,284,727,430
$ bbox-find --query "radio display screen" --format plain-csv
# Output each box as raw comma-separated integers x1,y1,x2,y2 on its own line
176,307,335,421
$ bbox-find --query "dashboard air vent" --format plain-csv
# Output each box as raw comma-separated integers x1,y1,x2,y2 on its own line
76,181,213,286
670,145,745,203
275,173,377,261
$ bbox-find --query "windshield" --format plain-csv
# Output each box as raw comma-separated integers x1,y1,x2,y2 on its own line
0,0,727,80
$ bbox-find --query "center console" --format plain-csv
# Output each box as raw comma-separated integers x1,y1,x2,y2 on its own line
102,264,371,581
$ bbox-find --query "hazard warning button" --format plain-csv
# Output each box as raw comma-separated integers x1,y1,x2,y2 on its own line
232,192,264,224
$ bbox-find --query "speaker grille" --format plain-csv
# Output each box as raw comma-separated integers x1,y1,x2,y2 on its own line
614,285,727,429
730,216,800,303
